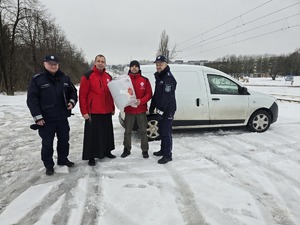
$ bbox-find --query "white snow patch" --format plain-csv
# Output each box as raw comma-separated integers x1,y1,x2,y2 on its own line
0,180,63,224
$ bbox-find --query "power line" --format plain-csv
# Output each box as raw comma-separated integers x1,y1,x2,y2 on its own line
181,13,300,52
177,0,273,46
182,23,300,58
179,2,300,52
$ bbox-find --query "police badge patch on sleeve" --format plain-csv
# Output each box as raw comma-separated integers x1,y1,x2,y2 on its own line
165,85,171,92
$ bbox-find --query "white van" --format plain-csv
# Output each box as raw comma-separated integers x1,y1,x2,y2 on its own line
119,64,278,141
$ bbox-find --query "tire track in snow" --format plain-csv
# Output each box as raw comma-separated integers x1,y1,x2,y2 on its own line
34,193,66,225
196,136,297,225
12,166,88,225
0,180,64,225
162,164,208,225
0,170,44,214
0,165,94,225
232,135,300,186
0,117,40,204
81,166,103,225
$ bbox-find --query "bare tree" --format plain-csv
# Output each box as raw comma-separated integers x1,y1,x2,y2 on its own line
19,5,44,72
0,0,15,94
289,48,300,75
0,0,36,95
0,0,89,92
157,30,176,63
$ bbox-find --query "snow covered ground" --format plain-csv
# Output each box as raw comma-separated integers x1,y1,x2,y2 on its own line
0,77,300,225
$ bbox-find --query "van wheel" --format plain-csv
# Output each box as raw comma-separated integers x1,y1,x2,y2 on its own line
147,115,160,141
248,110,271,132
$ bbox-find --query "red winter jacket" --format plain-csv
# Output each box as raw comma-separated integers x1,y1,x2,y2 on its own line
124,72,152,114
79,66,115,115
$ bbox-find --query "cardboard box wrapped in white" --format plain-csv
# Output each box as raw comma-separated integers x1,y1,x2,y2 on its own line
108,75,137,111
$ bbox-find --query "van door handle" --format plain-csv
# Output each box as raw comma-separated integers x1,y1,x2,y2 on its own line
196,98,200,106
212,98,220,101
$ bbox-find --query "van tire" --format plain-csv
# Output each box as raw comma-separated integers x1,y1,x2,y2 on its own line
147,114,160,141
247,110,271,132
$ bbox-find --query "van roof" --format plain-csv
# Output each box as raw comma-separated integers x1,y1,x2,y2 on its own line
140,64,227,76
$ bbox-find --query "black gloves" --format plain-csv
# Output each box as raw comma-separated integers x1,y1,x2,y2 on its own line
149,108,155,114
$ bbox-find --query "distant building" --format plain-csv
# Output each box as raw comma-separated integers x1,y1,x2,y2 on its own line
174,60,184,64
171,59,209,65
199,60,208,66
187,60,208,65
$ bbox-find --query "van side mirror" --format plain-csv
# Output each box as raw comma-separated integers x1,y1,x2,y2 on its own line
239,86,249,95
242,87,248,95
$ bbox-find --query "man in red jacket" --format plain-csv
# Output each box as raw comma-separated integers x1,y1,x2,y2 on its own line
79,54,116,166
121,60,152,158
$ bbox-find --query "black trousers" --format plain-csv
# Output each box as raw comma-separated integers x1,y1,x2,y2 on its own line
38,119,70,168
158,114,174,158
82,113,115,160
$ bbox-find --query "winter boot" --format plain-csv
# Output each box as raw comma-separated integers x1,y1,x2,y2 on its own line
158,156,172,164
106,152,116,158
46,167,54,176
142,151,149,158
121,149,131,158
58,159,75,167
153,150,163,156
88,158,96,166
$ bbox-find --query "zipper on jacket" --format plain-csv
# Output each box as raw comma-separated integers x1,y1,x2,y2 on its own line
100,76,110,114
99,79,103,89
134,76,138,114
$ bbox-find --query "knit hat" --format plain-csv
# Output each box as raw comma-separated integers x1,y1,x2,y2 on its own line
129,60,140,68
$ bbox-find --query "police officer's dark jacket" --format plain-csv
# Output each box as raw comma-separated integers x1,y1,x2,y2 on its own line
150,65,177,115
27,69,78,122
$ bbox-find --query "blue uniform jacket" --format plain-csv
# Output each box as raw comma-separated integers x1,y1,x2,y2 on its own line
27,69,78,122
150,65,177,115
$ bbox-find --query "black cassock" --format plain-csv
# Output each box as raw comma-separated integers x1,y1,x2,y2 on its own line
82,113,115,160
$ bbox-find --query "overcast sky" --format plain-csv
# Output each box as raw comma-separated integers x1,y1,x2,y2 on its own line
42,0,300,65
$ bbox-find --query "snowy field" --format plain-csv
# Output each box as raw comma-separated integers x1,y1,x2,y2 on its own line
0,77,300,225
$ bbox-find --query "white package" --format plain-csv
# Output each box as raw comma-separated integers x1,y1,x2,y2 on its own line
108,75,137,111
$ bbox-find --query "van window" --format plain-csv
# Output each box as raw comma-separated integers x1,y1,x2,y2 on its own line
207,74,239,95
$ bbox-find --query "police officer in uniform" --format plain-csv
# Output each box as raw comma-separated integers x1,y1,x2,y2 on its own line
150,55,177,164
27,55,78,175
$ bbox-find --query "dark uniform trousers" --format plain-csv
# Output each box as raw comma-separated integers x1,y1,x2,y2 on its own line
159,114,174,157
38,119,70,168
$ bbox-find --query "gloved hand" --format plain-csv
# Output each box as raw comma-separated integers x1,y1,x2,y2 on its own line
30,118,45,130
30,124,42,130
129,99,138,108
149,108,155,114
67,102,74,110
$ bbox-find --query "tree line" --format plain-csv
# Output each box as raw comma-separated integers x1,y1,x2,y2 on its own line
0,0,89,95
206,49,300,79
156,30,300,79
